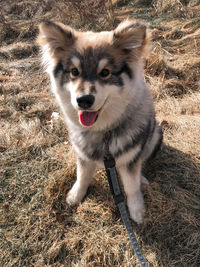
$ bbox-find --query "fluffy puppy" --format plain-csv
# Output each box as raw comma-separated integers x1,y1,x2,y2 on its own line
37,20,162,224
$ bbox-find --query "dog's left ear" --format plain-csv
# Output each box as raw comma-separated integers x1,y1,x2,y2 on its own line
113,20,149,58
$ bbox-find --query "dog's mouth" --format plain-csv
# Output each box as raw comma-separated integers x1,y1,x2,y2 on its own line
78,110,99,127
78,98,108,127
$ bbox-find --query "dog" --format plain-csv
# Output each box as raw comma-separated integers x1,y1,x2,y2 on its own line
37,19,162,224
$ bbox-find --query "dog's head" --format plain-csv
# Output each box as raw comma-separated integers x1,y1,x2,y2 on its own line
38,20,149,130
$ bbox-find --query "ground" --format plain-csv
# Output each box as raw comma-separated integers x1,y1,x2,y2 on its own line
0,0,200,266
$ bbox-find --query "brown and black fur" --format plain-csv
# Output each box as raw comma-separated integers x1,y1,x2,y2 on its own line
38,19,162,224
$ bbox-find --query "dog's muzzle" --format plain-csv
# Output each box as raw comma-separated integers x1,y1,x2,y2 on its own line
76,94,99,127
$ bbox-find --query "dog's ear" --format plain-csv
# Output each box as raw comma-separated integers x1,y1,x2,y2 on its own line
37,21,75,59
113,20,149,59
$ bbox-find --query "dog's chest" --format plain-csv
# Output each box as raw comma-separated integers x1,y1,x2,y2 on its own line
70,130,106,161
69,120,147,165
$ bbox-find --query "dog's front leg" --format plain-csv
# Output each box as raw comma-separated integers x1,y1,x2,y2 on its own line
66,158,96,206
118,159,145,224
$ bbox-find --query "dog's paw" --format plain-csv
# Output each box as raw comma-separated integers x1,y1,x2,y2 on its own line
127,194,145,224
141,175,149,185
129,206,145,224
66,183,86,206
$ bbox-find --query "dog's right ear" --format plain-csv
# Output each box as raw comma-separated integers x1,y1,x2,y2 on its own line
37,21,75,59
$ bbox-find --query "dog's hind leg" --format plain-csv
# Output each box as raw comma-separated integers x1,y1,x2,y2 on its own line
66,158,96,206
143,122,163,161
118,159,145,224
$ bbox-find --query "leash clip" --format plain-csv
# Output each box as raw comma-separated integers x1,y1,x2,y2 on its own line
104,153,124,205
104,153,115,169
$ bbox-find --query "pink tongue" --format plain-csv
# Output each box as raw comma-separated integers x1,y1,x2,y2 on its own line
79,111,98,126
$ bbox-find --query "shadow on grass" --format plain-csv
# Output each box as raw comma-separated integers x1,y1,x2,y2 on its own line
140,144,200,266
84,144,200,266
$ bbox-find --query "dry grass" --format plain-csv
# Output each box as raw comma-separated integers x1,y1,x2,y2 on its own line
0,0,200,266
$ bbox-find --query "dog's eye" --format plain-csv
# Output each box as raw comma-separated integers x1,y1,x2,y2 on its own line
99,68,111,79
70,68,79,78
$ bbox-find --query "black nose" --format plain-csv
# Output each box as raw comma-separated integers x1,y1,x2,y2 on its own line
76,94,95,109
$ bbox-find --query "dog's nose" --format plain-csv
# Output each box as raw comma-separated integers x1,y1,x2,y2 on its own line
76,94,95,109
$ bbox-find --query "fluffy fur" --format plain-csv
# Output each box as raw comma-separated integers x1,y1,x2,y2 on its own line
37,20,162,224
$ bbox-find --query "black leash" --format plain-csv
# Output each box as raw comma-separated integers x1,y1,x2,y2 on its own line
104,153,148,267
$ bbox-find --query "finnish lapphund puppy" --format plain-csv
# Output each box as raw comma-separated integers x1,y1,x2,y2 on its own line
38,20,162,224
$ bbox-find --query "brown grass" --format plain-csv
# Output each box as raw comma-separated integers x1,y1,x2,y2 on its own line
0,0,200,266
